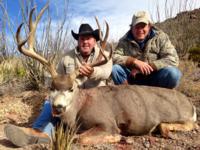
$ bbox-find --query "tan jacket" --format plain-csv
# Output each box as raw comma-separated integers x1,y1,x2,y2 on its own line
113,26,179,70
57,45,112,89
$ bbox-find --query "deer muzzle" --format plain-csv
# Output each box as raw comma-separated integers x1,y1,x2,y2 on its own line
52,104,66,117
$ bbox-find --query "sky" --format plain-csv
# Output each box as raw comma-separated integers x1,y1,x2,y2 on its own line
1,0,200,43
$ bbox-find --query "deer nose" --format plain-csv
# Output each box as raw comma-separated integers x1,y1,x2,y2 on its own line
52,104,66,115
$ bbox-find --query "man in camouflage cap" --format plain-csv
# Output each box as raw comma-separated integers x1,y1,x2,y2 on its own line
112,11,181,88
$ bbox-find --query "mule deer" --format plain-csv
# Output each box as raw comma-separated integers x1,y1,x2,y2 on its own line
16,4,197,145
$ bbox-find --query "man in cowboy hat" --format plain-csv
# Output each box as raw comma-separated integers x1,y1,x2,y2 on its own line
4,23,112,147
112,11,181,88
57,23,112,88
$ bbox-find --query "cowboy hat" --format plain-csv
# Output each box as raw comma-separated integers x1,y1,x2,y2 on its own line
71,23,100,41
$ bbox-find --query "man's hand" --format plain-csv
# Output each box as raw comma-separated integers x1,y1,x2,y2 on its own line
133,59,154,75
79,62,94,77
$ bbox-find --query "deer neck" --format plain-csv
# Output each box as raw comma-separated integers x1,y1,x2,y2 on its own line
66,88,87,112
61,88,88,127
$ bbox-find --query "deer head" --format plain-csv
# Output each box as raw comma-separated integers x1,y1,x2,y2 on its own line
16,3,112,116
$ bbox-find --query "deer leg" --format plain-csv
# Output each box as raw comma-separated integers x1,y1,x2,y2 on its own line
77,127,121,145
159,122,196,138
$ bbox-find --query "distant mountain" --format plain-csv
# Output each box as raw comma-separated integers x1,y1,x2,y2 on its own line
155,8,200,57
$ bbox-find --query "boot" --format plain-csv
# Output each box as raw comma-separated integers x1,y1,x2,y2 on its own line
4,124,50,147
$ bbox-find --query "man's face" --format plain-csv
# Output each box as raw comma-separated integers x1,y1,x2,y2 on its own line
132,23,151,41
78,35,96,57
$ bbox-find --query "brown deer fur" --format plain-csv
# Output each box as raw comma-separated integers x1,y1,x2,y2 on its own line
51,84,197,144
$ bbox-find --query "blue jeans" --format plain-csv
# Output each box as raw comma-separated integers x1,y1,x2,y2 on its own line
112,64,182,89
32,100,60,137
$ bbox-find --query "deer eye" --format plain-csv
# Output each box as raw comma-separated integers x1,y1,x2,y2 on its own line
69,88,73,92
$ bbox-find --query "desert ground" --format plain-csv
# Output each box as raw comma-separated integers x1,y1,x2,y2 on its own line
0,61,200,150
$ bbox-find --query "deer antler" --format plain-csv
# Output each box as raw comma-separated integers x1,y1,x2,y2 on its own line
16,3,58,78
88,17,112,67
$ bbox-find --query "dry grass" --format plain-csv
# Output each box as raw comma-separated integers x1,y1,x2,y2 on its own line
0,57,26,84
0,57,47,90
177,60,200,97
0,94,32,124
0,90,46,125
51,122,77,150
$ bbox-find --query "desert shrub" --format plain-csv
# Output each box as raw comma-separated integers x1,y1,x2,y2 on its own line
16,66,26,77
188,46,200,66
23,58,47,90
0,57,26,84
51,122,77,150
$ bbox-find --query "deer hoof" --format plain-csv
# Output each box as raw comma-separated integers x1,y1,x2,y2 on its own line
167,132,179,140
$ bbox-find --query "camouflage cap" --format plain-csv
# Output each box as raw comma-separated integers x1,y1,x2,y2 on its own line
131,11,152,26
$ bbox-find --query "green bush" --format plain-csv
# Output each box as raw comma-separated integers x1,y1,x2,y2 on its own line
16,67,26,77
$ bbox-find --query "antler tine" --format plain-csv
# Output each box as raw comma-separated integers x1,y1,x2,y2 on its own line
35,3,49,26
94,17,109,50
16,3,58,78
16,23,28,49
90,17,112,67
28,7,36,50
101,21,109,50
16,23,49,64
28,3,49,50
95,16,103,41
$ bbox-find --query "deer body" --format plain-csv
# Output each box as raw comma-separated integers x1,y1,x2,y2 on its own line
57,85,196,137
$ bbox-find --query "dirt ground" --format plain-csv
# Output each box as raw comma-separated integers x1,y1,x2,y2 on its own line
0,74,200,150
